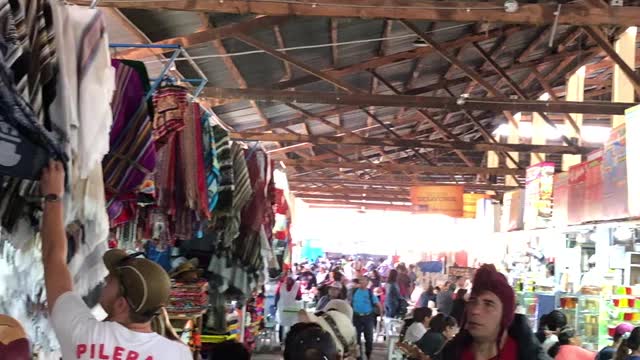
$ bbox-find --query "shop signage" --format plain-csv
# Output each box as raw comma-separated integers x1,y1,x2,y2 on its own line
463,193,489,219
626,105,640,216
410,185,464,217
568,162,587,224
602,125,629,220
553,172,569,226
585,150,603,221
501,189,525,232
448,266,476,279
524,162,555,230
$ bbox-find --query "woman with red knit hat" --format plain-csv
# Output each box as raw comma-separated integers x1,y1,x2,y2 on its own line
440,264,550,360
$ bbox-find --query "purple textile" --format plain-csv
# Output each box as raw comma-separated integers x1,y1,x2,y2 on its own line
103,60,156,224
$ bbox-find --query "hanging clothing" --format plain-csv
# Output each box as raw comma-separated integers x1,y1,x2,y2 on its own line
213,126,233,213
103,60,156,226
201,113,220,213
222,143,253,248
152,85,187,144
178,102,208,217
0,0,65,180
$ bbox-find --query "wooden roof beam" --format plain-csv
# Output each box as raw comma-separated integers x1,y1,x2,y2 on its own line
114,16,287,59
203,87,634,115
274,25,522,91
75,1,640,26
583,26,640,97
272,24,292,81
371,71,477,167
288,177,521,191
283,159,524,176
230,132,597,155
471,42,578,147
234,33,356,92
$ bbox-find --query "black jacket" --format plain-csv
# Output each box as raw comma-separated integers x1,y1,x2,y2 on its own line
441,314,551,360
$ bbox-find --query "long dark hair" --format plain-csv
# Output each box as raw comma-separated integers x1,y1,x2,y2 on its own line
616,327,640,360
547,326,575,358
545,310,567,331
387,269,398,283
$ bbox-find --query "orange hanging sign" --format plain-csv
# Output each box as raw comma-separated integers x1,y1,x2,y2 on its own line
410,185,464,217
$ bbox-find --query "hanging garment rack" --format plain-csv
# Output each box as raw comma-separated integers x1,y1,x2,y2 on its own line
109,43,229,130
109,43,183,101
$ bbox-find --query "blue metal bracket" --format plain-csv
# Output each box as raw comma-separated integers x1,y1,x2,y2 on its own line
110,44,208,100
109,43,182,100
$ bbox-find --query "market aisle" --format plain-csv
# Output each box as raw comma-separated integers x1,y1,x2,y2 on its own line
252,342,388,360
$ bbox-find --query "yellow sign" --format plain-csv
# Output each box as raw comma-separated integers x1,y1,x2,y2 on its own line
410,185,464,217
463,193,489,218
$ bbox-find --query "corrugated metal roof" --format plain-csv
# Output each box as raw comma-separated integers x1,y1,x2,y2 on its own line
112,9,627,193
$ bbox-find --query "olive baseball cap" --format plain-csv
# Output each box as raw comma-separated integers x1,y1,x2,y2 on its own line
103,249,171,315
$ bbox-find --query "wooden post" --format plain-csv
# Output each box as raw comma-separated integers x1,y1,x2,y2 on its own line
612,26,637,127
563,67,585,171
505,113,520,186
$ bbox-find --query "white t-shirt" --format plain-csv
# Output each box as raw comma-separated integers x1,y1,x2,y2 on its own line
51,292,192,360
404,322,427,343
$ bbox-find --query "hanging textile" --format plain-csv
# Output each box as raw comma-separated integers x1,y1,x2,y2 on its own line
152,85,187,144
201,113,221,213
0,3,113,355
213,126,233,214
103,59,156,227
222,142,253,249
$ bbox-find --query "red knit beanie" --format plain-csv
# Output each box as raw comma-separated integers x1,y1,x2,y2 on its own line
469,264,516,335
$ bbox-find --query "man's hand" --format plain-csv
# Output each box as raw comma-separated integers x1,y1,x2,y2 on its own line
40,160,65,197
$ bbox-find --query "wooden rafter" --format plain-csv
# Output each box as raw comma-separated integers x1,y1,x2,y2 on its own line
583,26,640,96
330,18,339,67
274,26,522,91
203,87,634,115
530,68,582,137
74,1,640,26
287,177,522,191
234,33,356,92
282,159,524,176
115,16,286,59
230,132,596,155
297,193,410,202
203,19,272,128
272,24,292,81
371,71,477,168
516,26,551,63
471,42,576,148
232,32,439,167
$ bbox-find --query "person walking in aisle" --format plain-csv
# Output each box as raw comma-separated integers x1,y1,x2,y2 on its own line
615,326,640,360
39,161,192,360
436,281,454,315
450,288,468,325
384,270,406,319
276,275,303,343
351,276,383,360
440,264,549,360
316,282,343,312
396,263,413,299
597,323,634,360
